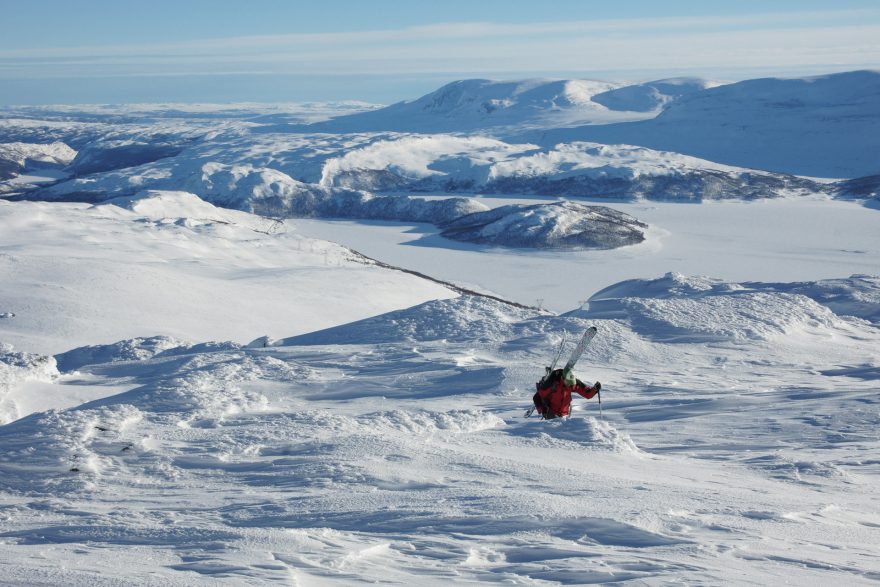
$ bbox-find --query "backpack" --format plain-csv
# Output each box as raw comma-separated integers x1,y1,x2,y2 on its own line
533,369,564,419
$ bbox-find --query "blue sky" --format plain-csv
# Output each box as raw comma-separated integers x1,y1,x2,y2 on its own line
2,0,879,104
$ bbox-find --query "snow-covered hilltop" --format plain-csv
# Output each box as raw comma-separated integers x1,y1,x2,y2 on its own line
440,201,647,249
531,70,880,178
279,78,657,134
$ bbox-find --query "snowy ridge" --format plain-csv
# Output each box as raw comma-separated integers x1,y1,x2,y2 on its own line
27,135,825,208
319,138,822,200
277,295,541,346
531,70,880,178
289,78,654,134
588,272,880,330
33,160,492,225
54,335,242,372
31,167,649,251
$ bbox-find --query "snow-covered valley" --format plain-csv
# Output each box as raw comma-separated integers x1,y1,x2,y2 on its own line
1,70,879,585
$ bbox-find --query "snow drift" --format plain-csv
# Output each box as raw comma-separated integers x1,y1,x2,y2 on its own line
585,272,872,342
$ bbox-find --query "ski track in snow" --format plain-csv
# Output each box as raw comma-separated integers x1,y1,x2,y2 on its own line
1,288,879,585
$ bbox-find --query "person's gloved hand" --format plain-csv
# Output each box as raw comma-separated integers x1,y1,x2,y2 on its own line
594,381,602,391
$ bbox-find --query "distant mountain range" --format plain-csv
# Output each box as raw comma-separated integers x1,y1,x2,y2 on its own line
524,70,880,178
1,70,878,224
295,70,880,178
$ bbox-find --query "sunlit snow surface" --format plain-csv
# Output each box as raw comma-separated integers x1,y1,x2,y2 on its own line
0,195,878,585
0,81,879,584
1,286,878,585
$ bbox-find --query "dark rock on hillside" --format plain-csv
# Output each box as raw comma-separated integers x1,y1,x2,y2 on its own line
440,201,647,250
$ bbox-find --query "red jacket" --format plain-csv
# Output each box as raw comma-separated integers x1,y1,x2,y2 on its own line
534,369,599,419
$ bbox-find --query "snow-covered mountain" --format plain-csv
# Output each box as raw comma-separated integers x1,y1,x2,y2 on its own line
286,78,657,134
530,70,880,178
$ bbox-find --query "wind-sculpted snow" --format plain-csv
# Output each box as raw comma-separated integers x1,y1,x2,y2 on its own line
364,409,505,436
748,275,880,326
440,201,647,249
584,272,876,343
514,415,642,454
277,295,541,345
54,335,242,372
0,345,59,423
618,292,839,343
589,272,880,333
1,277,879,584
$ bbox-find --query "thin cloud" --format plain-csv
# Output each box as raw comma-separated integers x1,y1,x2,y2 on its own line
0,10,878,80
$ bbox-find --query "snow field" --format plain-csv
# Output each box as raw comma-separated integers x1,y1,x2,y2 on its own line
0,196,455,355
1,279,878,584
0,72,878,584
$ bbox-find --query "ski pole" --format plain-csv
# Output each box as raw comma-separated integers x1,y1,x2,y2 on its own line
598,390,603,420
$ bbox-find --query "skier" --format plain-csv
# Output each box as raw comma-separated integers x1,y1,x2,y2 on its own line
532,368,601,419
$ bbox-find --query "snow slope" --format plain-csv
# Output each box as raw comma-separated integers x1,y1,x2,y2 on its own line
590,77,722,112
530,70,880,178
0,193,455,355
0,279,878,584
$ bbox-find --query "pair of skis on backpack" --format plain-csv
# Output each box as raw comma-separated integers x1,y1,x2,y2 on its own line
525,326,599,418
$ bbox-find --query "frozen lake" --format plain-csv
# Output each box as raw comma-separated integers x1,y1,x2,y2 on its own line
293,197,880,312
